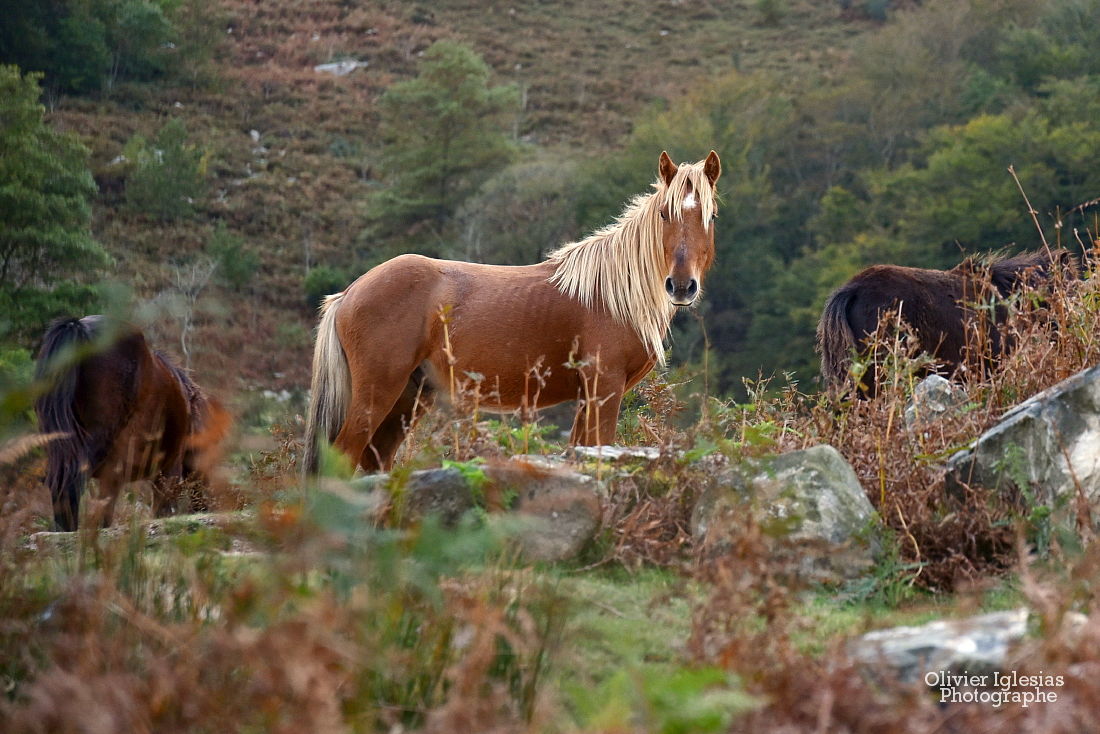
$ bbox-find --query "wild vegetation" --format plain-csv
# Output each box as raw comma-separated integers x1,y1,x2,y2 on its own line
7,0,1100,731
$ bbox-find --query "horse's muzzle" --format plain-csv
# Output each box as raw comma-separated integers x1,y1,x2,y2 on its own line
665,276,699,306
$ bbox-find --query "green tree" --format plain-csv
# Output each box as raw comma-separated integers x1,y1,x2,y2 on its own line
0,65,109,341
366,41,519,242
452,159,578,265
0,0,219,94
207,221,259,292
124,117,209,221
303,266,352,310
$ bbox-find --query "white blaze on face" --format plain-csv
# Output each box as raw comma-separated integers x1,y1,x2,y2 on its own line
682,191,697,211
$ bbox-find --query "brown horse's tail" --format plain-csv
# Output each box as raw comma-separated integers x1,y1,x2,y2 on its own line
34,317,96,530
816,286,859,394
303,292,350,476
186,395,234,506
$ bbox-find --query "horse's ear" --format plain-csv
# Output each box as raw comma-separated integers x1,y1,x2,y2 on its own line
703,150,721,185
659,151,677,187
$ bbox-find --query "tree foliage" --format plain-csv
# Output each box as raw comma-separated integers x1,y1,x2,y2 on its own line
123,118,209,221
571,0,1100,396
452,159,579,265
366,41,519,243
0,65,108,342
207,221,259,293
0,0,220,94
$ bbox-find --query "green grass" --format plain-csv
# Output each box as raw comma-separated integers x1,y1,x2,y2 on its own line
550,567,754,732
557,568,697,684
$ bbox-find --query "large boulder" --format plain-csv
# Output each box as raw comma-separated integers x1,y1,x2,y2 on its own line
946,365,1100,520
850,608,1029,684
691,444,881,582
353,460,601,562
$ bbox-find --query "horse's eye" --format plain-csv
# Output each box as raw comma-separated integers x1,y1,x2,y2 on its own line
660,211,669,221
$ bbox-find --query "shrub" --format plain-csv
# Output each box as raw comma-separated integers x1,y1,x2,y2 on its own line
452,158,579,265
124,118,209,221
302,265,351,310
207,221,259,292
756,0,787,25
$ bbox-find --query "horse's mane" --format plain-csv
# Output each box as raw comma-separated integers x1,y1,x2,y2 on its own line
156,352,207,427
546,159,718,364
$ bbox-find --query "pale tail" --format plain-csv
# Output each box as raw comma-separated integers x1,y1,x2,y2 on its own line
303,292,350,475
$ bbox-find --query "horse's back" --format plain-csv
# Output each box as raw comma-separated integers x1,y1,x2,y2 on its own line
75,326,192,479
336,253,652,408
837,265,963,339
73,327,145,437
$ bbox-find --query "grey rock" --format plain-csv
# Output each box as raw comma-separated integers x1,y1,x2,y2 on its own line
353,460,601,562
946,365,1100,517
905,375,968,429
313,60,368,76
25,511,257,554
569,445,662,462
850,608,1029,683
691,444,881,582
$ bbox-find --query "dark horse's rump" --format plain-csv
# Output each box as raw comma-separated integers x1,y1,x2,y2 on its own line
817,249,1074,396
35,316,230,530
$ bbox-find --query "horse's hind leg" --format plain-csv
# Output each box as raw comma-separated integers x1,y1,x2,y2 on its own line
359,369,435,472
51,469,85,532
69,434,116,529
335,360,426,473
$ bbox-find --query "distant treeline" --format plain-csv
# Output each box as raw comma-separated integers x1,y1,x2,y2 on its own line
362,0,1100,397
569,0,1100,395
0,0,220,93
6,0,1100,400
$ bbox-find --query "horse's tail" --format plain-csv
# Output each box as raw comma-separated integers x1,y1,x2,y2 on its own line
816,286,859,394
303,292,350,476
185,395,234,509
34,317,96,530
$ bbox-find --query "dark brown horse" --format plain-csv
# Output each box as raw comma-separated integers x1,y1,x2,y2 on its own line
304,150,721,474
817,249,1073,396
35,316,232,530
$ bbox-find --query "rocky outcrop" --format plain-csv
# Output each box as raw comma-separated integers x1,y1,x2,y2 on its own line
569,445,662,462
946,365,1100,520
313,60,368,76
850,608,1029,683
25,512,258,554
691,444,881,582
353,460,601,562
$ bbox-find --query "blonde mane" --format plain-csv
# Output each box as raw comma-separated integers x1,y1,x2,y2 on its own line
547,158,718,364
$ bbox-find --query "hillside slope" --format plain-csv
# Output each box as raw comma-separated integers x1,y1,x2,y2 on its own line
47,0,871,403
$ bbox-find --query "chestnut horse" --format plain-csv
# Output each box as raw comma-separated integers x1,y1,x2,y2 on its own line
817,248,1073,397
304,150,721,473
35,316,231,530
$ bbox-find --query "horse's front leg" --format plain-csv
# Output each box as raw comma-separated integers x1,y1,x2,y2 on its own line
151,462,184,517
570,380,625,447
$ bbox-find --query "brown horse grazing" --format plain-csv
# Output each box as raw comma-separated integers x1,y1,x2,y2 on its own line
817,248,1074,397
35,316,232,530
304,150,721,474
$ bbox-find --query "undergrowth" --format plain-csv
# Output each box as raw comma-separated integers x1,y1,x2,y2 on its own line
9,241,1100,730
